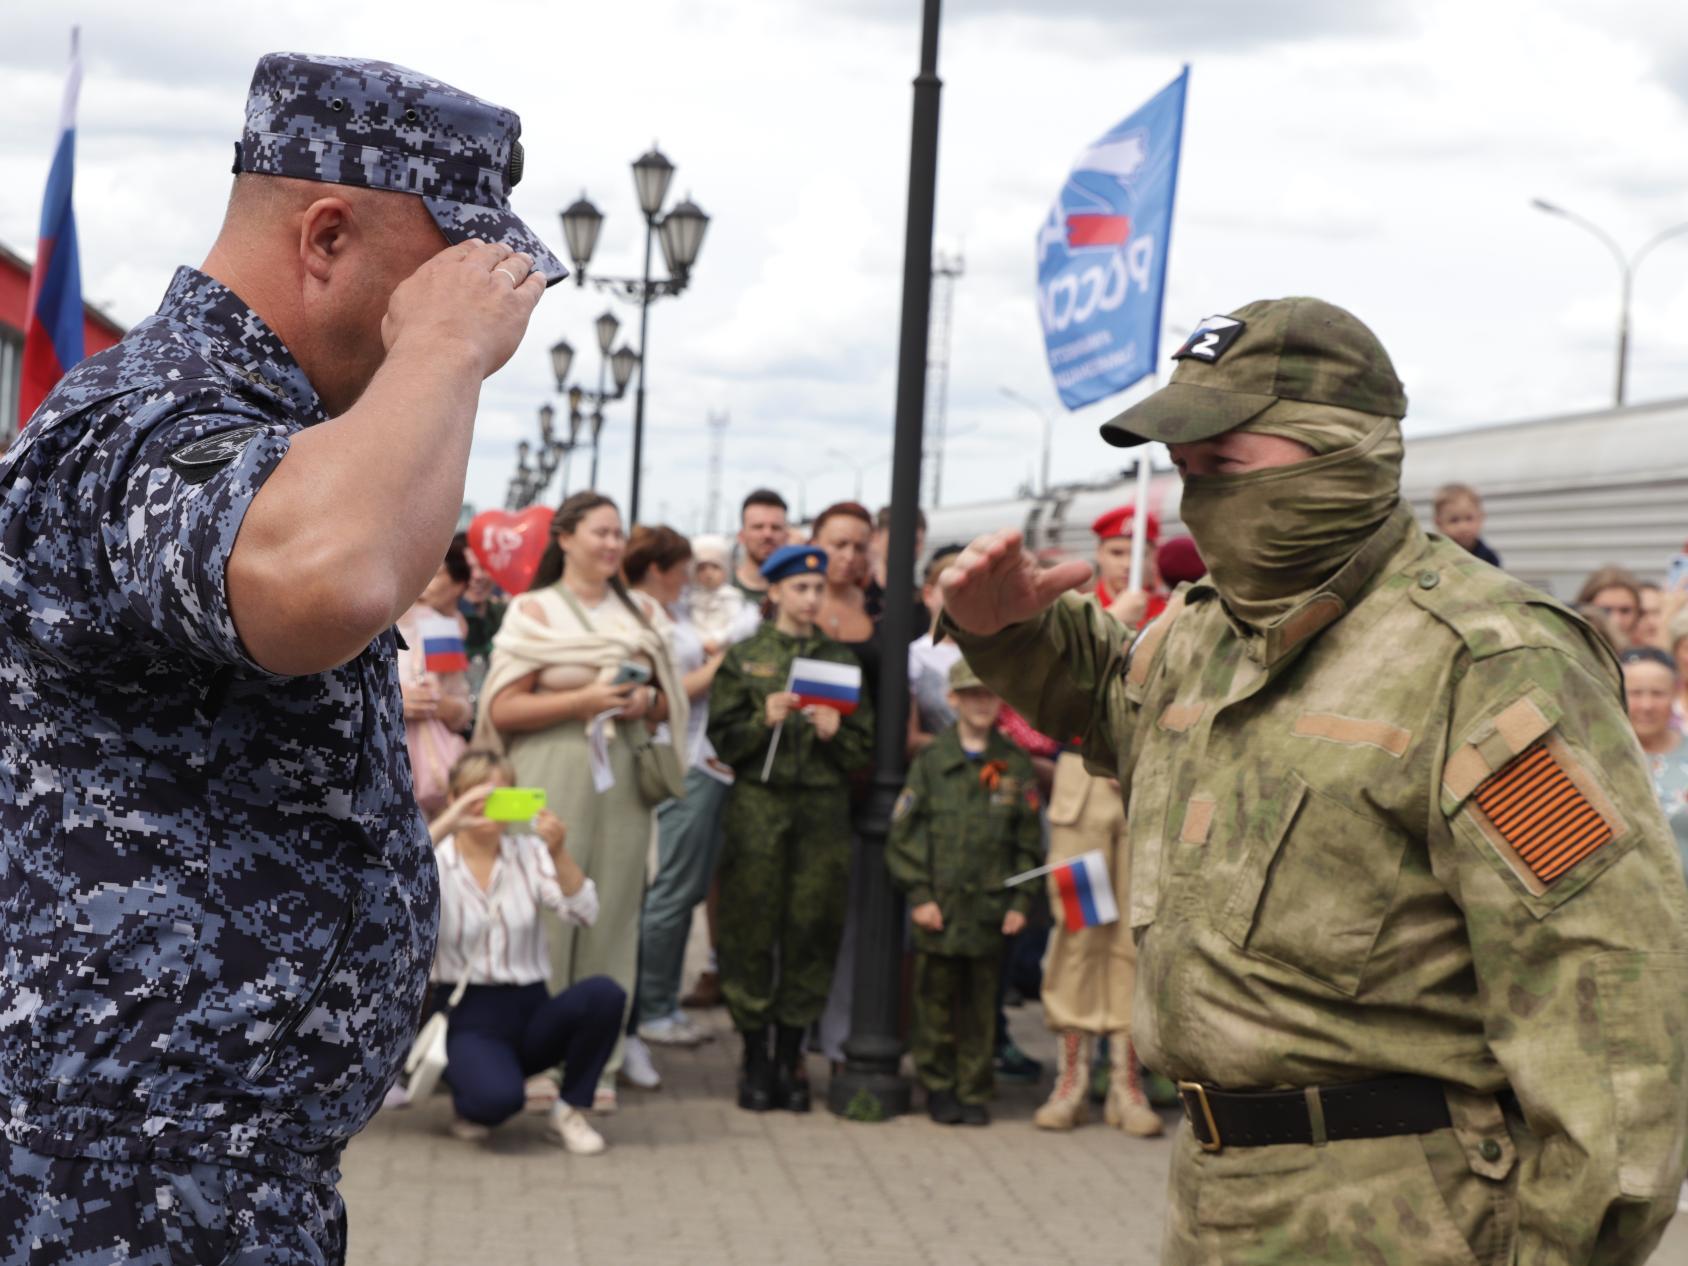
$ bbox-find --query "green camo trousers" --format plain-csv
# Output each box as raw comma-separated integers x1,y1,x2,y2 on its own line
912,951,1001,1105
717,781,851,1032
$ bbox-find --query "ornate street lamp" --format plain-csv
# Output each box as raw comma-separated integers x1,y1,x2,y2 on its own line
553,146,708,524
559,194,603,281
610,344,639,393
549,340,574,394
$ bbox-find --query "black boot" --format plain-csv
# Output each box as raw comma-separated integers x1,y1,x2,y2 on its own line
737,1027,774,1112
774,1025,811,1113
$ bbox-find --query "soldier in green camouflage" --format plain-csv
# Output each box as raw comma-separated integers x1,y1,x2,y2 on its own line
939,298,1688,1263
887,658,1044,1126
707,543,875,1114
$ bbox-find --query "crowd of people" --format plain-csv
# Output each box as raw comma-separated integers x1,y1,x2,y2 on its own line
391,471,1688,1153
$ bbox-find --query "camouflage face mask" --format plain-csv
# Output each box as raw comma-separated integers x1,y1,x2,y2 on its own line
1177,416,1402,631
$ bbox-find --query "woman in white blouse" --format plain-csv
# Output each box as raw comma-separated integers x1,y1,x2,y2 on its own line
428,751,626,1155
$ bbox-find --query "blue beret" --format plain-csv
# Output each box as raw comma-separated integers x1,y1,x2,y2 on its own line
761,544,828,584
234,52,567,285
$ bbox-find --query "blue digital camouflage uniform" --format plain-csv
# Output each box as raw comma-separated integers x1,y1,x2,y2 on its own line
0,49,570,1262
0,264,437,1262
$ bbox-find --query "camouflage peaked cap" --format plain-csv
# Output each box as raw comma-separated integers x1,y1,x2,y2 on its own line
1099,297,1406,447
234,52,567,285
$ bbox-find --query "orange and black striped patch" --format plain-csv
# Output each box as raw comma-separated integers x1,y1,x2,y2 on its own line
1472,742,1612,886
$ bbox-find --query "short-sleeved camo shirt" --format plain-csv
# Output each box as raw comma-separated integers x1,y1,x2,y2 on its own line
0,267,439,1181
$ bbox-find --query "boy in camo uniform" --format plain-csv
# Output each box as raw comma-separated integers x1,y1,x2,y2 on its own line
887,659,1043,1126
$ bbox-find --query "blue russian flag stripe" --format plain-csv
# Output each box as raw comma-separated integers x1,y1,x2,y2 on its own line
1070,861,1101,928
793,680,858,705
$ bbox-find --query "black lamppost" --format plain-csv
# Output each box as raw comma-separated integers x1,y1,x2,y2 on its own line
827,0,943,1123
548,317,639,495
559,148,710,525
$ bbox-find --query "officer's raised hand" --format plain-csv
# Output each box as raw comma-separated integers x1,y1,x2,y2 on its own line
940,529,1092,636
381,241,545,379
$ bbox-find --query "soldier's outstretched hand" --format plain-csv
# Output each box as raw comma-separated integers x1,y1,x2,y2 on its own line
939,529,1092,636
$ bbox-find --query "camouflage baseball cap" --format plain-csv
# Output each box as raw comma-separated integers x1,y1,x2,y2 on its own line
948,658,985,691
1098,297,1406,448
233,52,567,285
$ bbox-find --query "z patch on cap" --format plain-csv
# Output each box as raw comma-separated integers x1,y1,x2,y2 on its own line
1171,315,1246,364
167,426,263,484
1472,741,1613,889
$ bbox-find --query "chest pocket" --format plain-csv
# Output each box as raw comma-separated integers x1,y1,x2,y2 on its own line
1214,774,1408,996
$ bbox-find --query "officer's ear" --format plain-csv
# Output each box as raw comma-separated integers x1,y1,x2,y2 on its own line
298,196,357,283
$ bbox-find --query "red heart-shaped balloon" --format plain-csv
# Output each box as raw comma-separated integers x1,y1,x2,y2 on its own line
467,505,554,596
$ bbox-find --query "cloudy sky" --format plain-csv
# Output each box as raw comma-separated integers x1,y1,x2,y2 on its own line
5,0,1688,533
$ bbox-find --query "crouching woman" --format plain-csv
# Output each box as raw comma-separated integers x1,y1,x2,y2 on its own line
428,751,626,1154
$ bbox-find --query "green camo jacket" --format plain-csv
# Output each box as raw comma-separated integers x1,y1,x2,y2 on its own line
949,506,1688,1262
706,622,874,788
886,726,1044,958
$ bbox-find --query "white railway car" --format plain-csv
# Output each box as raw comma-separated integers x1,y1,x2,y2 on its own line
924,396,1688,600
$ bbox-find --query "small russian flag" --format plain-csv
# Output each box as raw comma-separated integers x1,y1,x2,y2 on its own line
789,657,862,716
416,611,469,675
1050,850,1119,930
20,29,85,423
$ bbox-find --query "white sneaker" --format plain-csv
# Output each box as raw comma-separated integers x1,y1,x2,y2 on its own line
449,1116,491,1142
619,1036,662,1089
548,1103,606,1155
638,1014,704,1048
668,1008,714,1043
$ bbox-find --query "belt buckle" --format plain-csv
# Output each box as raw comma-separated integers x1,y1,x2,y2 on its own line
1177,1080,1222,1152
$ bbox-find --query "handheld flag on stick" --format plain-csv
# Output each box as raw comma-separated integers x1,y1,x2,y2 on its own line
20,28,85,423
789,657,862,715
415,612,469,675
761,657,864,780
1004,849,1119,929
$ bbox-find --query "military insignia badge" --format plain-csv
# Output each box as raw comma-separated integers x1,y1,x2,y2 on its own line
1472,741,1613,889
892,788,916,823
744,662,780,679
167,426,264,484
1171,315,1245,364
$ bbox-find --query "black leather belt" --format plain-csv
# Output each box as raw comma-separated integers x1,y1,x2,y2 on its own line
1177,1076,1452,1152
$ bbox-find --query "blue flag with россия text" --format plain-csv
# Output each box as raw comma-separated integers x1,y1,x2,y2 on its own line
1036,66,1188,411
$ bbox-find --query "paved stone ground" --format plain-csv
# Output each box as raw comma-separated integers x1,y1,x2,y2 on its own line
341,1000,1688,1265
340,1002,1175,1266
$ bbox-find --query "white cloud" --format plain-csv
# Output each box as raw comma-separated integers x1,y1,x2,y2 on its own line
3,0,1687,532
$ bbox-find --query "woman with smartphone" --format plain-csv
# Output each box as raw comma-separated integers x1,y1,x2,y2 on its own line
472,492,685,1111
426,752,625,1154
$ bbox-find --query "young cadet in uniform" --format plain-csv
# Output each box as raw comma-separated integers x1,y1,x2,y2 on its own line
887,659,1042,1126
940,298,1688,1264
707,544,874,1112
0,52,558,1261
1037,505,1167,1137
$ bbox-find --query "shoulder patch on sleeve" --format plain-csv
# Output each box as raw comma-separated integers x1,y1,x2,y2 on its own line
166,426,263,484
1468,737,1620,894
892,788,917,823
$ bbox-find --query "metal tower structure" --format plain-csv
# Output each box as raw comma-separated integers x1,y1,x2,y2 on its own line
703,410,730,533
926,250,964,507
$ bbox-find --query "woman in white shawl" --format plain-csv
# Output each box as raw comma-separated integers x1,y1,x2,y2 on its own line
473,492,684,1110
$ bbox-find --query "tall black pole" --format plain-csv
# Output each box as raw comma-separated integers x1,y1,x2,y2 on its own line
628,219,656,524
827,0,942,1123
590,411,604,490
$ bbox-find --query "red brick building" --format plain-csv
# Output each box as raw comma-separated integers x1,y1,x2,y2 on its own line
0,240,125,444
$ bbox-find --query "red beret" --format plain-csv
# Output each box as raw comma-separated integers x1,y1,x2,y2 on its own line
1156,535,1206,585
1091,505,1160,543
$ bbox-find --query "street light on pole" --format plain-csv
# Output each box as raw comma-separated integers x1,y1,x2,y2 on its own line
1531,199,1688,406
560,149,710,525
999,386,1055,496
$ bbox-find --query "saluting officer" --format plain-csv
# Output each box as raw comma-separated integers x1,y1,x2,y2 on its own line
707,544,875,1113
0,53,558,1261
941,298,1688,1263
